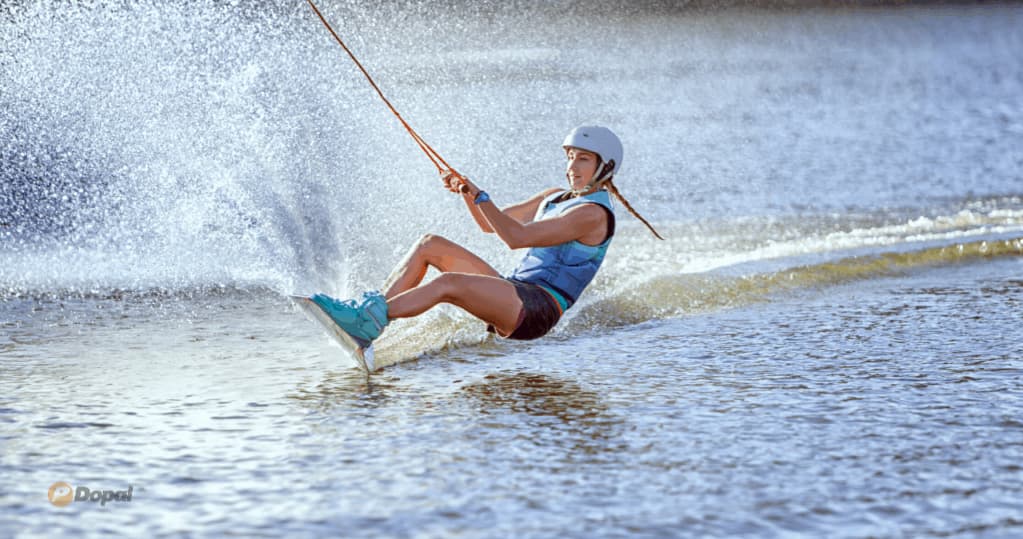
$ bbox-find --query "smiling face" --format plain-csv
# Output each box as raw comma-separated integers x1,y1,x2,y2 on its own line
565,147,601,192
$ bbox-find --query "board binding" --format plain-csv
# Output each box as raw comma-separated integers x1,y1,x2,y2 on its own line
290,295,376,373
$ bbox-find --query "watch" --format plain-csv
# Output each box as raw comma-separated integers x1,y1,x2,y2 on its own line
473,191,490,205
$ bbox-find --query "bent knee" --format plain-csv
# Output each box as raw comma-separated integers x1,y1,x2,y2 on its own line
417,233,452,252
432,272,468,301
418,234,467,268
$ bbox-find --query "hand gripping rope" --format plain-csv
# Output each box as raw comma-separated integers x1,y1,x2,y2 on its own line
306,0,468,189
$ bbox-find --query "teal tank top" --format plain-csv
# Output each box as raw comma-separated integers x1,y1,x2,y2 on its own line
508,190,615,310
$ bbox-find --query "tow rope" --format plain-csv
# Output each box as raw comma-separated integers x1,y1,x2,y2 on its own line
306,0,465,183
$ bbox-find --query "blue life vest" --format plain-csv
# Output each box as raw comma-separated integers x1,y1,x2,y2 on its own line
508,189,615,310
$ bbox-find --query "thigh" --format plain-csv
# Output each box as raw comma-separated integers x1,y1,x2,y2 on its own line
441,273,524,335
424,235,502,278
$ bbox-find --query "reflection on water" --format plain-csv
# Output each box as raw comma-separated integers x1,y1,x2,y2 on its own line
461,372,606,422
287,369,393,412
459,372,626,458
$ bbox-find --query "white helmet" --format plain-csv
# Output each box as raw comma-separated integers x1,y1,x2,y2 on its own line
562,125,623,189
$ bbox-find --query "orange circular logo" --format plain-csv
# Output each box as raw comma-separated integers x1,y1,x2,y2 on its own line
48,482,74,507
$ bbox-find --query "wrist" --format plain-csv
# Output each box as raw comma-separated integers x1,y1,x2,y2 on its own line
473,190,490,205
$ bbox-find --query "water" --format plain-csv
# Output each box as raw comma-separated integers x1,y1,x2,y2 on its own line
2,1,1023,537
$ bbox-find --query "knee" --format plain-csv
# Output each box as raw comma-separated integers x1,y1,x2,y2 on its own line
432,272,463,302
416,233,449,253
416,234,456,267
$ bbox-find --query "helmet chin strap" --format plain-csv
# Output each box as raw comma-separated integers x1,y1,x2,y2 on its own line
569,160,615,196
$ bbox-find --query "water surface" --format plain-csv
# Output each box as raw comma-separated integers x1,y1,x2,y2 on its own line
2,2,1022,537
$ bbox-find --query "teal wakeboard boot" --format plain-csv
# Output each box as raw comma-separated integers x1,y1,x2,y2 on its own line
311,291,389,343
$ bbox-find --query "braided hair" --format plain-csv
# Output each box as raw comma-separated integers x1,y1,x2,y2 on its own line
604,179,664,240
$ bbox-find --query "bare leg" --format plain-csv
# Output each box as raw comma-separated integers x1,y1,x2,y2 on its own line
382,234,501,300
388,272,524,336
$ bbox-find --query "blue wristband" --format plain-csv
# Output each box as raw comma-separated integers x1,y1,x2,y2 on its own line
473,191,490,205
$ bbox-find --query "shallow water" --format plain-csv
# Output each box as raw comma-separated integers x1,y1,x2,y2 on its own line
3,2,1023,537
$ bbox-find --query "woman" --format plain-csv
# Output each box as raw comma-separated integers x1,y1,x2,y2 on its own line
312,125,662,344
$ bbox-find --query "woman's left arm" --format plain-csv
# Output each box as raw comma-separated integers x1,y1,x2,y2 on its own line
477,196,605,249
455,177,604,249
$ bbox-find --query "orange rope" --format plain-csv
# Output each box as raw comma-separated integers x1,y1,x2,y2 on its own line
306,0,462,180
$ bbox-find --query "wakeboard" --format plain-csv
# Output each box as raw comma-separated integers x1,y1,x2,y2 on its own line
291,295,375,373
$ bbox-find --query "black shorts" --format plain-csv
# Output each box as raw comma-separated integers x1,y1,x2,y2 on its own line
486,279,563,341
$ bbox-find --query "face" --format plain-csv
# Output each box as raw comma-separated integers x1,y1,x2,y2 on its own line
565,147,600,192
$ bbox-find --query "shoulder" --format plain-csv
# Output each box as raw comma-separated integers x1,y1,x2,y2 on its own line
525,187,566,209
538,187,564,200
520,187,563,205
560,199,609,223
565,190,613,211
561,192,613,223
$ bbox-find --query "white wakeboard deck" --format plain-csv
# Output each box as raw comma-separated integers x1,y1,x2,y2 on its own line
291,295,375,373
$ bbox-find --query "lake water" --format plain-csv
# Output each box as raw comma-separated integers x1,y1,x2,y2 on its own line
2,2,1022,537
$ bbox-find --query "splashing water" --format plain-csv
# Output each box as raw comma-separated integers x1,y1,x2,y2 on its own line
3,2,1022,301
